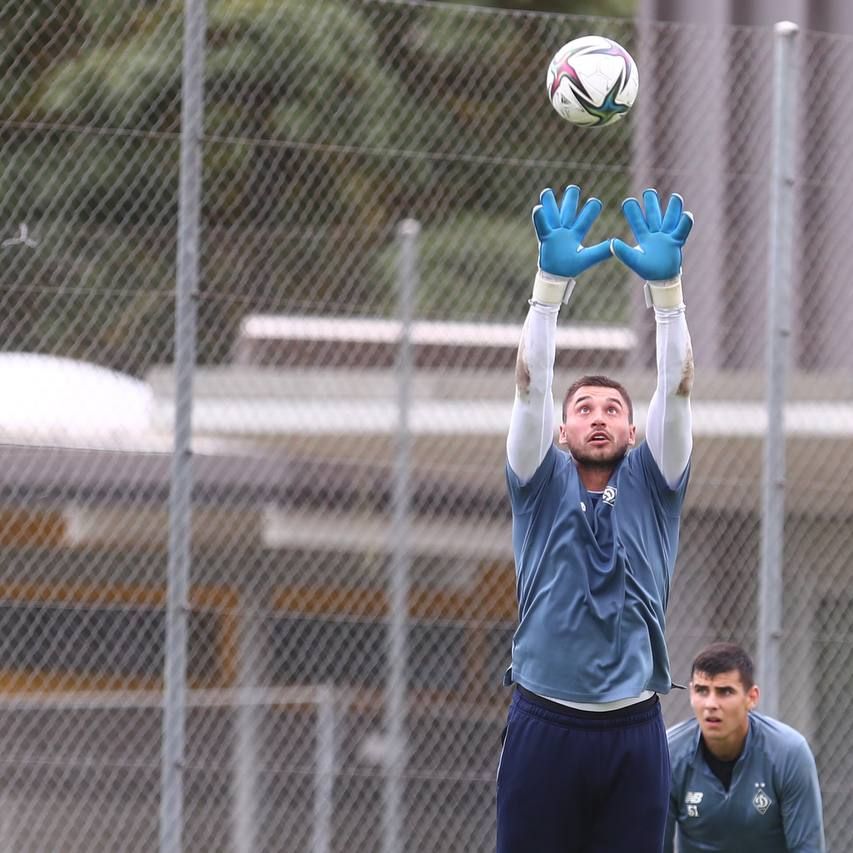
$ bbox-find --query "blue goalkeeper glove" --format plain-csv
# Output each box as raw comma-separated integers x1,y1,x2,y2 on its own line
611,189,694,308
530,185,612,305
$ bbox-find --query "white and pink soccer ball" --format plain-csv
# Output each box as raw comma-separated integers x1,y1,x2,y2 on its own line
546,35,639,127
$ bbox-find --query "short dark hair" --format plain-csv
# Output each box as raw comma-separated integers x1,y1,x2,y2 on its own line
691,642,755,691
562,375,634,423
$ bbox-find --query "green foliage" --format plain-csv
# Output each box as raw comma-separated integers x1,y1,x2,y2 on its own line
207,0,398,144
37,17,184,130
441,0,634,15
373,212,628,324
374,214,533,321
0,132,181,374
0,1,88,120
78,0,182,42
3,0,637,372
0,214,178,373
0,136,179,225
201,0,447,231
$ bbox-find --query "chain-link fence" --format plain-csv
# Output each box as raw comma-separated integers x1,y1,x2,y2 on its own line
0,1,851,850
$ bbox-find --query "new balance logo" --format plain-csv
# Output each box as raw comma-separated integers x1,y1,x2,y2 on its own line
685,791,703,817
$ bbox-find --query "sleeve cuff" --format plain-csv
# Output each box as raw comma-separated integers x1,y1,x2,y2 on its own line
644,276,684,309
532,270,576,305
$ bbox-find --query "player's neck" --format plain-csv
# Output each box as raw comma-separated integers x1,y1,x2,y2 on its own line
576,463,614,492
701,731,747,763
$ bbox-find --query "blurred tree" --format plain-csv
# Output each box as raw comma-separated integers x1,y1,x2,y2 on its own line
0,0,87,122
433,0,635,16
0,0,635,374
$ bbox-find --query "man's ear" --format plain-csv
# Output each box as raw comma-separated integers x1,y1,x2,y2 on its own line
557,423,569,446
628,423,637,446
747,684,760,711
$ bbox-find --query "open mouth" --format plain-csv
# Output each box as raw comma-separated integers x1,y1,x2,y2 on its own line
588,432,610,444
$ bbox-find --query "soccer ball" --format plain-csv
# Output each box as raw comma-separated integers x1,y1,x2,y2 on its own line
546,35,639,127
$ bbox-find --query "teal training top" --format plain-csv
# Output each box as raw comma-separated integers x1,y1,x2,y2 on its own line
504,440,689,703
665,712,826,852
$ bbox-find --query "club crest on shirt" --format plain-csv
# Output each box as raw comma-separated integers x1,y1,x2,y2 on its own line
602,486,617,505
753,783,772,815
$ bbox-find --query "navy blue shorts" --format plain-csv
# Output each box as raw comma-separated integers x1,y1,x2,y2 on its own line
496,687,670,853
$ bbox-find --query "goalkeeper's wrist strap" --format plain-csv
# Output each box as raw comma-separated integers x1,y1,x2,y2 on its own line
532,270,576,305
644,275,683,309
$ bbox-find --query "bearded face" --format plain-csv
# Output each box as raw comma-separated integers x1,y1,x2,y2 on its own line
558,385,635,469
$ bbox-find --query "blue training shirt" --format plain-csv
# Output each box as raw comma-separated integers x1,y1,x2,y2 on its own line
505,440,689,703
665,712,825,852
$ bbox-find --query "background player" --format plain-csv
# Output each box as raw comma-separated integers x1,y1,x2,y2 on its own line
666,642,825,852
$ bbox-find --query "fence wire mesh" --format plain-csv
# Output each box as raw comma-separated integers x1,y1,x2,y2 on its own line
0,1,851,850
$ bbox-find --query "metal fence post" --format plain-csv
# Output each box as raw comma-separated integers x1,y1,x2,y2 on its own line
382,219,419,853
759,20,799,718
232,589,262,853
160,0,207,851
313,686,336,853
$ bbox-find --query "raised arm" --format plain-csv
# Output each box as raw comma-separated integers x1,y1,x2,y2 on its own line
507,186,611,482
646,296,693,488
507,299,559,483
612,190,694,488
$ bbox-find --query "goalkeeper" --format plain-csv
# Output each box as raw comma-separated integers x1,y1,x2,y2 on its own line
497,185,694,853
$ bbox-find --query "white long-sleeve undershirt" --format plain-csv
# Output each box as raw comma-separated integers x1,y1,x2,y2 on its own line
645,303,694,487
508,301,560,483
507,294,693,488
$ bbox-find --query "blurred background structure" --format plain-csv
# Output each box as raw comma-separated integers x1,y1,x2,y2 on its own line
0,0,851,850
